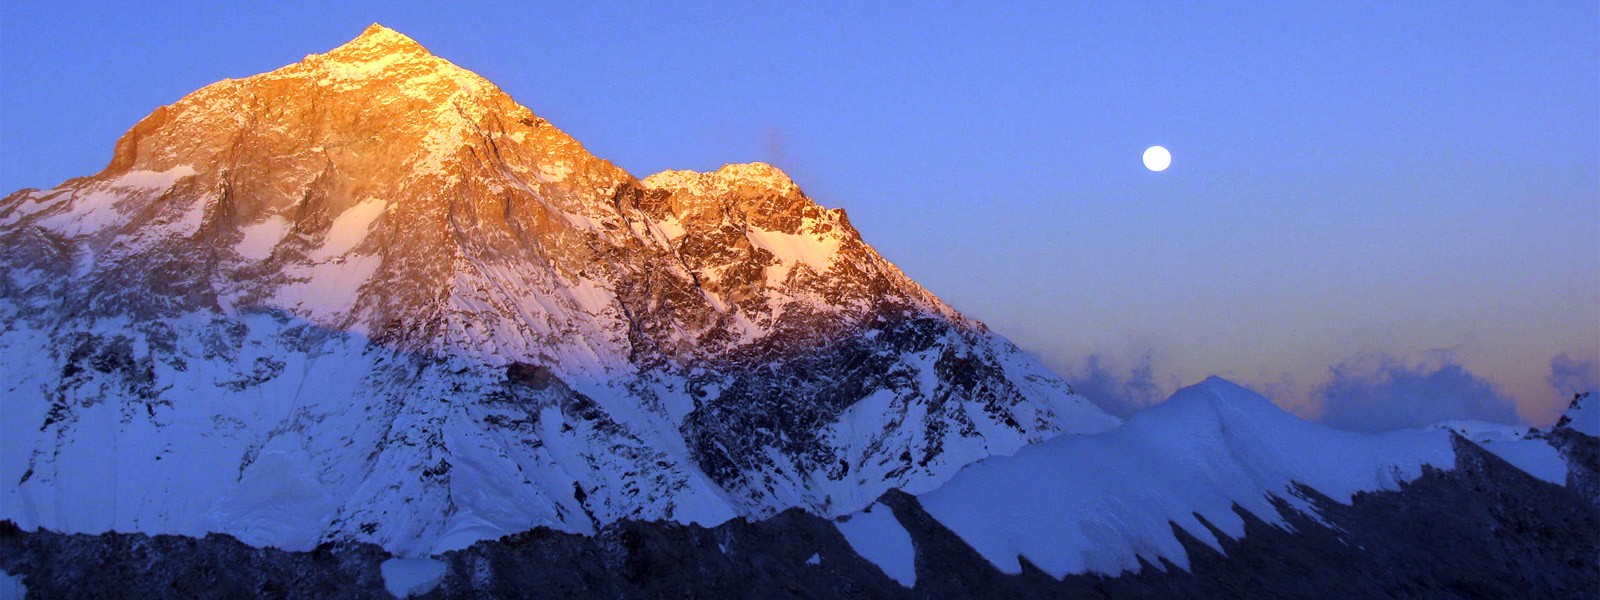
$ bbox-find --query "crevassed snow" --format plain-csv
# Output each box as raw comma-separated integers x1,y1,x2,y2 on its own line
380,557,447,598
310,199,387,260
918,377,1459,578
235,216,291,260
745,227,841,271
835,503,916,587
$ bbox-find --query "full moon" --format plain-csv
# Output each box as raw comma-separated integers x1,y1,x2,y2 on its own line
1142,146,1171,172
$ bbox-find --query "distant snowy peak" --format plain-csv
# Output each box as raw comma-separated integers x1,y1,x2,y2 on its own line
918,377,1453,577
904,376,1591,579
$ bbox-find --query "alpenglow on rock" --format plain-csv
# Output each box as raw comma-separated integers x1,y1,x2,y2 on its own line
0,25,1118,556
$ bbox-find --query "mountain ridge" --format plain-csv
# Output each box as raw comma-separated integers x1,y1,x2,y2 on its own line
4,377,1594,598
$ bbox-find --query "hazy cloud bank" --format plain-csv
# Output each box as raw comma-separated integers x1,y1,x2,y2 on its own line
1548,352,1599,397
1060,352,1174,419
1312,353,1521,432
1049,346,1590,431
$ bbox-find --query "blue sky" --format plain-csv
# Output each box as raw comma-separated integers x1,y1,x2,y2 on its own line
3,2,1596,425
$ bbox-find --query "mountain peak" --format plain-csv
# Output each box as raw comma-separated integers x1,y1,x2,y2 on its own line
319,23,434,66
643,162,800,196
351,23,427,52
714,161,793,183
359,22,406,38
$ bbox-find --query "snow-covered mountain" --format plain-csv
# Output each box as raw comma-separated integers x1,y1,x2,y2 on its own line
908,377,1577,579
5,24,1593,598
3,377,1593,598
0,24,1117,556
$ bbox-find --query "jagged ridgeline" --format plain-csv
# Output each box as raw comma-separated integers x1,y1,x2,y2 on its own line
0,24,1117,556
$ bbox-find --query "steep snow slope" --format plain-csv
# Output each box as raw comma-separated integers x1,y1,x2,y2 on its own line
835,502,917,587
1432,420,1567,485
917,377,1468,577
0,25,1116,556
1558,392,1598,437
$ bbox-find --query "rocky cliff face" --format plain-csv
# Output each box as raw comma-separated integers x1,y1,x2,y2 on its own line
0,25,1116,556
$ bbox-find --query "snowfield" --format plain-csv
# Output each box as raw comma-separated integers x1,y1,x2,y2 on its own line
917,377,1504,578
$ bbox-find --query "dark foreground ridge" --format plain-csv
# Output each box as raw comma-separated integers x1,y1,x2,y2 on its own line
4,434,1596,599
